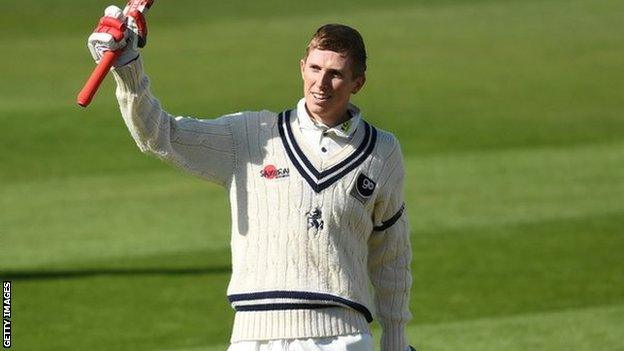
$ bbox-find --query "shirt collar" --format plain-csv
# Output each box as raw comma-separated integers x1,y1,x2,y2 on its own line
296,98,361,139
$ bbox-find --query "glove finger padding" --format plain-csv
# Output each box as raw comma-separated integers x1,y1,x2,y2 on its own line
96,16,126,41
88,31,126,63
126,9,148,48
87,5,141,67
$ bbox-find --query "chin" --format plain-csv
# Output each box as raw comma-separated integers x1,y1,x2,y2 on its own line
309,103,326,113
306,100,328,114
312,106,334,119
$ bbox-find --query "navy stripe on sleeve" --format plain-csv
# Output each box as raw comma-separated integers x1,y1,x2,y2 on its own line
373,204,405,231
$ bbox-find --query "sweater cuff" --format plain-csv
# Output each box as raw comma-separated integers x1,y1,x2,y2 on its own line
111,56,145,94
380,321,408,351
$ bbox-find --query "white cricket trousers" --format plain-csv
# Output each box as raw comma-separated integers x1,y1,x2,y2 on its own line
227,334,373,351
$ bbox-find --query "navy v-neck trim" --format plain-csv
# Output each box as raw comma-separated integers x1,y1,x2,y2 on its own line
278,110,377,193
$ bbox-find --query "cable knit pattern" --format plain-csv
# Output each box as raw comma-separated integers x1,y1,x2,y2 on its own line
111,58,412,351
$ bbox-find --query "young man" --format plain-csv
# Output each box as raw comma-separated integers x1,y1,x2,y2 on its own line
88,6,414,351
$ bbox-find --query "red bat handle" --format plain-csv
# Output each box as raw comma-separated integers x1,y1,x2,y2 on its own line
77,50,121,107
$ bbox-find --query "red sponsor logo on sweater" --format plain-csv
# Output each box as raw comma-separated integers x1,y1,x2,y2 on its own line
260,165,290,179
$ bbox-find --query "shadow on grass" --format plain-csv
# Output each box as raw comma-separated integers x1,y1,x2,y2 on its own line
0,266,231,281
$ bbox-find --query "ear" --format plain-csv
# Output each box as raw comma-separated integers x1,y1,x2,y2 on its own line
300,59,306,79
351,75,366,95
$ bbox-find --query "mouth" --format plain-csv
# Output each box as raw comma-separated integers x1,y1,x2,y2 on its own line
311,92,331,102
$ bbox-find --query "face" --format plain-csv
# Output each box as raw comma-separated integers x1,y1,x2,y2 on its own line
300,48,365,126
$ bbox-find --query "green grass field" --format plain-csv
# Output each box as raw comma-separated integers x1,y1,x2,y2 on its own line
1,0,623,349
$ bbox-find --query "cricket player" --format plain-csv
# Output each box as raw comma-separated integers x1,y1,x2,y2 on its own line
87,6,414,351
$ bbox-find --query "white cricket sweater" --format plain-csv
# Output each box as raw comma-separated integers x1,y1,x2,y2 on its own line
111,58,412,351
295,97,362,160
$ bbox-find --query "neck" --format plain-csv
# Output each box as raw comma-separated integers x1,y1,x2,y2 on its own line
305,105,351,128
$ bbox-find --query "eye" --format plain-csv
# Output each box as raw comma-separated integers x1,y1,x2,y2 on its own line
329,70,343,78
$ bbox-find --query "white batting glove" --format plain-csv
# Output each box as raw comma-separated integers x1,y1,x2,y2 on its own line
87,5,147,67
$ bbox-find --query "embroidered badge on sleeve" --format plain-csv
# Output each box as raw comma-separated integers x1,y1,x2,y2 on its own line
350,172,376,204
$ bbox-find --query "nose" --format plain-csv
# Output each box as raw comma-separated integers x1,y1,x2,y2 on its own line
318,71,332,90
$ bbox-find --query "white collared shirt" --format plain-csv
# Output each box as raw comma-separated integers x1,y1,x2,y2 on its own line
296,98,361,160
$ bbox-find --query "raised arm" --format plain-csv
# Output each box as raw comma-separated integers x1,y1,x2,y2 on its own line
111,58,236,185
86,5,236,186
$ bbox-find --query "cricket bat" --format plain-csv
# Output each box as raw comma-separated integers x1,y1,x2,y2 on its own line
77,0,154,108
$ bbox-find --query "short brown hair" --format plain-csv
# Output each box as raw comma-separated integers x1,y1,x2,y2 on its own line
303,24,367,78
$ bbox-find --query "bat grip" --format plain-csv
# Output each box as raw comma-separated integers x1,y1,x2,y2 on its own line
77,50,121,107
